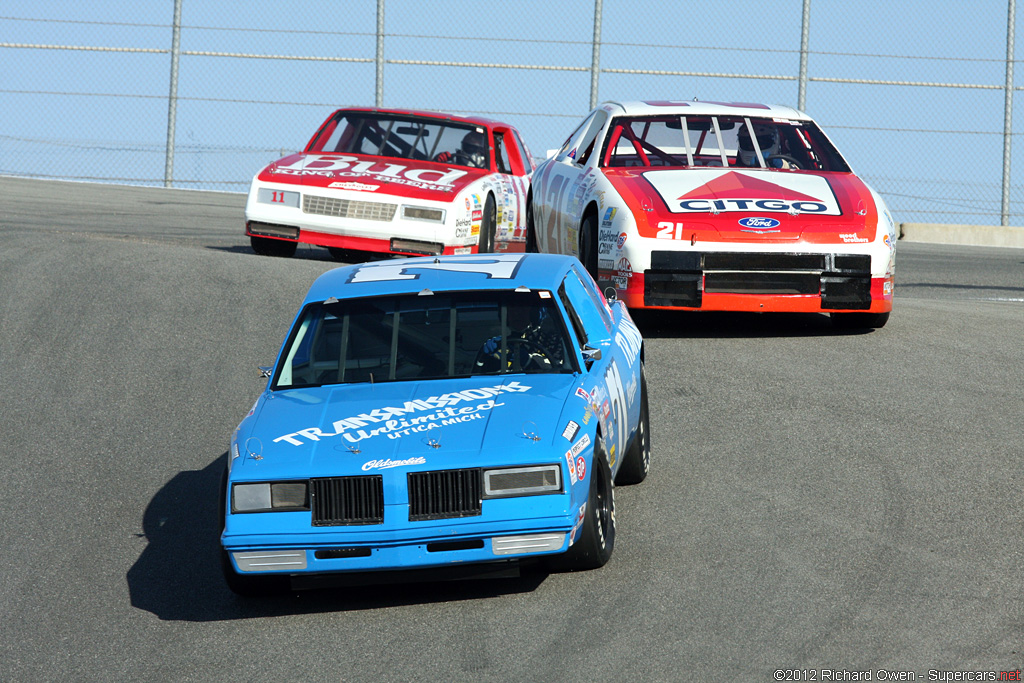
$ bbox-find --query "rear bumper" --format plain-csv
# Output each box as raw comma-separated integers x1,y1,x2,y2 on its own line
610,250,893,313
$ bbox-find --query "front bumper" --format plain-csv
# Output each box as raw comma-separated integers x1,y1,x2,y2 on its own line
609,250,894,313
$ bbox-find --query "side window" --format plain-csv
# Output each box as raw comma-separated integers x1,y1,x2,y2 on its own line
574,110,608,166
560,269,612,345
512,130,536,172
494,133,513,174
571,264,614,330
557,111,599,162
558,283,589,348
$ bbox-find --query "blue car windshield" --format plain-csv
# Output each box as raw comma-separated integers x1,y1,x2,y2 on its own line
273,290,578,389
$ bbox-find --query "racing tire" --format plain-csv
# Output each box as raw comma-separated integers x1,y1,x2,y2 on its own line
616,365,650,485
219,466,289,597
250,235,297,258
478,194,496,253
553,434,615,571
831,311,890,330
579,212,599,282
525,198,538,253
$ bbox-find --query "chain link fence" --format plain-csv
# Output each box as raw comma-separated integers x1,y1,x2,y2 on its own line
1,0,1022,226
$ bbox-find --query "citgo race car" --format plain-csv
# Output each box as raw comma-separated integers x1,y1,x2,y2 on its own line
526,100,896,328
245,107,535,259
220,253,650,595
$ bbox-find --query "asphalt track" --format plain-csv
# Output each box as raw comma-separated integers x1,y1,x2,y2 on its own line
1,176,1022,682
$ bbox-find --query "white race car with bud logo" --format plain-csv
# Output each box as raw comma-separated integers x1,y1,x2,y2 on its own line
245,107,535,260
527,101,895,328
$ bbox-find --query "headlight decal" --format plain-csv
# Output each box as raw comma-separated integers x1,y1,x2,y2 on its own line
232,481,309,513
483,464,562,498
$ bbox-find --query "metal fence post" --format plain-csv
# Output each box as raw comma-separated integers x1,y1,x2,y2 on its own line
1002,0,1015,226
376,0,385,107
798,0,810,111
164,0,182,188
589,0,602,110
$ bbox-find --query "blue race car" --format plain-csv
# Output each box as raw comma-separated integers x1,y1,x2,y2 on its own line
220,252,649,595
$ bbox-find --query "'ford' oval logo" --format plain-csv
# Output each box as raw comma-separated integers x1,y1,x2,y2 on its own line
738,217,781,229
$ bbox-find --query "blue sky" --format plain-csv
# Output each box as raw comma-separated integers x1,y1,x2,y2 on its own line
0,1,1020,224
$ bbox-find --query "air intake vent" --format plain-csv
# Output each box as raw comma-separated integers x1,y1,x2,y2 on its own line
408,469,482,521
311,476,384,526
303,195,397,221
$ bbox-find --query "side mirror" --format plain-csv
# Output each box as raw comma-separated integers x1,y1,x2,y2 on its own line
258,366,272,378
581,345,602,369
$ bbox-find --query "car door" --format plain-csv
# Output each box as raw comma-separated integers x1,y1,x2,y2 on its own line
493,128,529,243
558,264,637,474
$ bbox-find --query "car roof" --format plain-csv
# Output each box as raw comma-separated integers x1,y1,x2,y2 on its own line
329,106,509,130
599,100,811,121
302,253,580,303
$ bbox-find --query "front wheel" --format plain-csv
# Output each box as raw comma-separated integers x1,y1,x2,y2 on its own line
554,434,615,571
250,235,297,258
579,212,598,282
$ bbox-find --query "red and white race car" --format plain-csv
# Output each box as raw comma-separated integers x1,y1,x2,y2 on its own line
527,101,895,328
245,107,535,259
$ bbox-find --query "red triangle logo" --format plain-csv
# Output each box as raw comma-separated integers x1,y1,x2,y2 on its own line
678,171,821,202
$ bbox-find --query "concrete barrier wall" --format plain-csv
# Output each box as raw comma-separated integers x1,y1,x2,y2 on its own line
900,223,1024,249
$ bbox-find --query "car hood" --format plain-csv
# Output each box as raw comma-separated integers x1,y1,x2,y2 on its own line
604,167,879,244
233,375,579,479
255,152,489,202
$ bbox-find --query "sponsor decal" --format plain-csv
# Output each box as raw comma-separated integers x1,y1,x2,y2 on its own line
839,233,869,243
598,258,615,271
575,455,587,480
643,169,841,215
612,276,628,290
884,281,893,295
273,155,467,192
565,451,578,485
883,234,893,249
582,408,592,425
602,207,617,223
738,217,781,230
465,198,471,210
273,381,531,446
598,242,613,255
616,232,627,249
575,387,592,403
362,457,427,471
562,420,580,442
454,247,472,255
328,181,380,192
569,503,587,545
564,433,591,486
616,257,633,278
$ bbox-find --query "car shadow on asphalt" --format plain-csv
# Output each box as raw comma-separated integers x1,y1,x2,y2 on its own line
126,455,547,622
629,309,877,339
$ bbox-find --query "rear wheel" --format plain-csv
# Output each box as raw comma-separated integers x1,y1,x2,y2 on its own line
616,365,650,485
831,311,889,329
250,235,297,258
579,212,598,282
478,194,496,253
556,434,615,570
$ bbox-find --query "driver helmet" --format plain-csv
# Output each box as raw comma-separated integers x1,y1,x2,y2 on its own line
459,130,489,168
738,124,780,166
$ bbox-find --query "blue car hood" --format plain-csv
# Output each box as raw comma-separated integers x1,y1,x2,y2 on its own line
233,375,579,479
